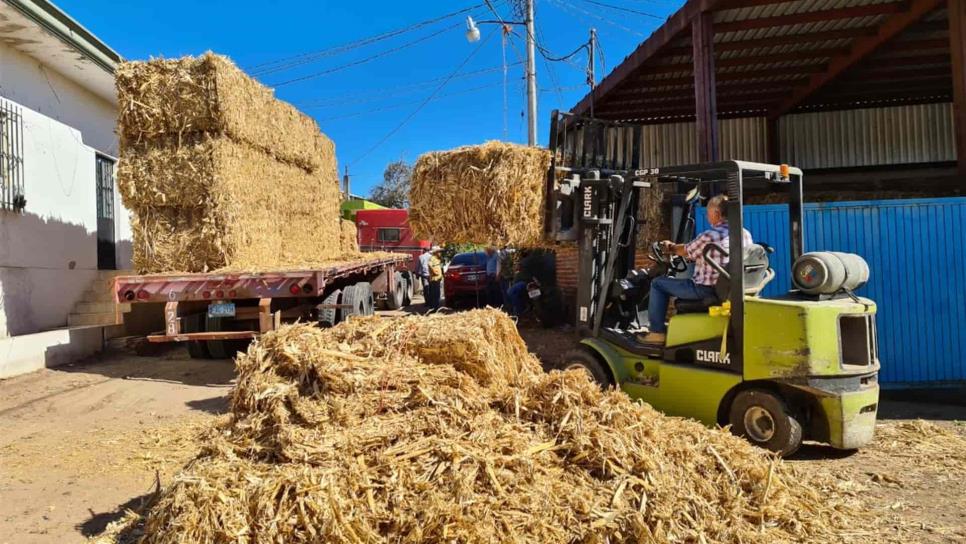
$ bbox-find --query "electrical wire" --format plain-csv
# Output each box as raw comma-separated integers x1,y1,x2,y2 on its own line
250,2,491,76
270,24,461,87
319,81,507,121
580,0,665,20
349,30,497,166
298,63,522,108
547,0,647,37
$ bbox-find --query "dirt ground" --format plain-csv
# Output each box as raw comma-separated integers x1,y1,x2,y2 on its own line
1,312,964,543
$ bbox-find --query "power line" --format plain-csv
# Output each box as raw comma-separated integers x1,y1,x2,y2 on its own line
250,2,489,76
298,63,522,108
319,81,507,121
581,0,665,20
350,30,498,166
547,0,648,37
270,24,460,87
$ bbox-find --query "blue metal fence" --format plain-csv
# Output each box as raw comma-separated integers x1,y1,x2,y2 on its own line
698,197,966,386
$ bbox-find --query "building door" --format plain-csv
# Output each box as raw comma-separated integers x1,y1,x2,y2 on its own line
95,155,116,270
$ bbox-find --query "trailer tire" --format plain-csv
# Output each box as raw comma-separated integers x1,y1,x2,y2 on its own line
340,285,367,320
402,273,414,306
729,389,803,457
317,289,342,327
355,282,375,316
386,273,405,310
205,316,230,359
182,313,211,360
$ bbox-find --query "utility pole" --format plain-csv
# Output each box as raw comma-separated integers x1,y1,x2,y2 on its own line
342,166,351,201
588,28,597,118
524,0,538,147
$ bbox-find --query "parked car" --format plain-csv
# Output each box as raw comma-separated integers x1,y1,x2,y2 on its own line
443,251,488,306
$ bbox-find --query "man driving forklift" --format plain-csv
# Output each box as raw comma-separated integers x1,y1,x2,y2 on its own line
641,195,752,345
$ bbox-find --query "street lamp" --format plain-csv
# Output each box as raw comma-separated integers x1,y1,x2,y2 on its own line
462,2,538,147
465,16,481,43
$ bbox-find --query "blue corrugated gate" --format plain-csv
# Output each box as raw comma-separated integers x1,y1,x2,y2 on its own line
699,197,966,386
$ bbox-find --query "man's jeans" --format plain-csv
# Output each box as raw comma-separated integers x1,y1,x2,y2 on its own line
507,281,528,316
648,276,716,333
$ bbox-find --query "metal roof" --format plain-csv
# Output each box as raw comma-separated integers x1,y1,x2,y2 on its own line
572,0,951,123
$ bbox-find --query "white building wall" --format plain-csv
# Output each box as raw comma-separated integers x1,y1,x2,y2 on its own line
0,42,130,338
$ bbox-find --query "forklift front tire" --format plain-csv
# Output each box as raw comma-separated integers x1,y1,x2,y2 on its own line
559,349,614,389
728,389,803,457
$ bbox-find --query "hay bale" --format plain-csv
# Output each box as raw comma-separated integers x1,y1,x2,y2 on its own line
125,136,343,273
339,218,358,253
116,53,330,171
124,310,869,543
410,141,551,246
118,135,337,209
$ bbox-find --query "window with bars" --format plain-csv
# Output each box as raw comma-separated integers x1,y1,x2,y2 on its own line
0,99,25,212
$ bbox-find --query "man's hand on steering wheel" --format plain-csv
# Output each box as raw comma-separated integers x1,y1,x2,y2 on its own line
651,240,688,274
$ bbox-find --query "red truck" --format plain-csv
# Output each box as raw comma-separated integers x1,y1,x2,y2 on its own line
354,209,429,274
114,255,412,359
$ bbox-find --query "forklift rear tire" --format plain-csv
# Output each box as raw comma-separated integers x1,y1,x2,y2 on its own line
559,349,614,388
728,389,803,457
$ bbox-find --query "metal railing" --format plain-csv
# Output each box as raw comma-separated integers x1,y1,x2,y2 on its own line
0,99,25,212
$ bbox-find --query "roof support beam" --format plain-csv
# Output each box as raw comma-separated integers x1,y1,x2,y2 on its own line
769,0,945,119
693,11,719,162
665,28,877,56
715,3,905,33
951,0,966,175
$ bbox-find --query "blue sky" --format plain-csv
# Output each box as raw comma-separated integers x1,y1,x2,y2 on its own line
57,0,680,196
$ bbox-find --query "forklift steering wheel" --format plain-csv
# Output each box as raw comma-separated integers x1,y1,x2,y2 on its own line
651,241,689,274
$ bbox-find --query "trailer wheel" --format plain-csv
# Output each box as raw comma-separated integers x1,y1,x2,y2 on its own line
182,313,211,359
205,316,230,359
729,389,803,457
340,285,366,320
317,289,342,327
402,273,414,306
386,273,405,310
355,282,375,316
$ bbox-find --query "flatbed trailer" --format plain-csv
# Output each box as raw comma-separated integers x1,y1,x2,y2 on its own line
114,255,413,358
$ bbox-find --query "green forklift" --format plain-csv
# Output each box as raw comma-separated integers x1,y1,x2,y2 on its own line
546,112,880,456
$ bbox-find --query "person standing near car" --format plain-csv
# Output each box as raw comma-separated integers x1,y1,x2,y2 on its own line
416,247,432,292
424,247,444,311
484,247,503,308
506,249,556,317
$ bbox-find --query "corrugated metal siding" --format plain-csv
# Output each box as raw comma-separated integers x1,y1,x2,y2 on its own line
779,103,956,169
699,197,966,385
638,117,768,167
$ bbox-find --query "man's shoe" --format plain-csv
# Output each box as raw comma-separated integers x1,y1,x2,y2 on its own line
638,332,666,345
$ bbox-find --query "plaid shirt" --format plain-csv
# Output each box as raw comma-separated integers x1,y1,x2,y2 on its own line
685,222,754,286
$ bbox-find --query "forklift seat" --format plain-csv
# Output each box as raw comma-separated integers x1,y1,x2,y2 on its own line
672,243,773,314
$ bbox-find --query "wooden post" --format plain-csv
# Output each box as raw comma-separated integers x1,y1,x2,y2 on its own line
766,117,781,164
951,0,966,175
692,12,719,162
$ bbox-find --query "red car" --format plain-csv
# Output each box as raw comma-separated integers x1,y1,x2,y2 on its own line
444,252,488,306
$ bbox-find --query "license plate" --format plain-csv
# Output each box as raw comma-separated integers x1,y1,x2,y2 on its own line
528,288,541,299
464,273,482,281
208,302,236,318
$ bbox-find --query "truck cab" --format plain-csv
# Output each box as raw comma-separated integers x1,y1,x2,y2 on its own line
355,209,429,275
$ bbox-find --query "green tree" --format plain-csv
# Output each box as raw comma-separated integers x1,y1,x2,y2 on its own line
369,160,411,208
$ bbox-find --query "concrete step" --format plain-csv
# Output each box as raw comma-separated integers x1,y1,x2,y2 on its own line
78,289,117,304
67,312,118,327
73,301,131,314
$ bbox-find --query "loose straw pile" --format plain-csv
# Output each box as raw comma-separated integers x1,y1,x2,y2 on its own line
100,309,869,543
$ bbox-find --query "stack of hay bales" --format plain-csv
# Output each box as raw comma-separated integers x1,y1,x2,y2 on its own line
339,218,359,252
101,309,869,543
410,141,551,246
116,53,343,273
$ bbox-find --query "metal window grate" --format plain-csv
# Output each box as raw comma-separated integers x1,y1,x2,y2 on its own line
0,99,25,212
96,155,115,220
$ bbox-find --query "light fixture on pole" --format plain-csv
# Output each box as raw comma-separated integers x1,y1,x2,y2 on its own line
465,17,481,43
